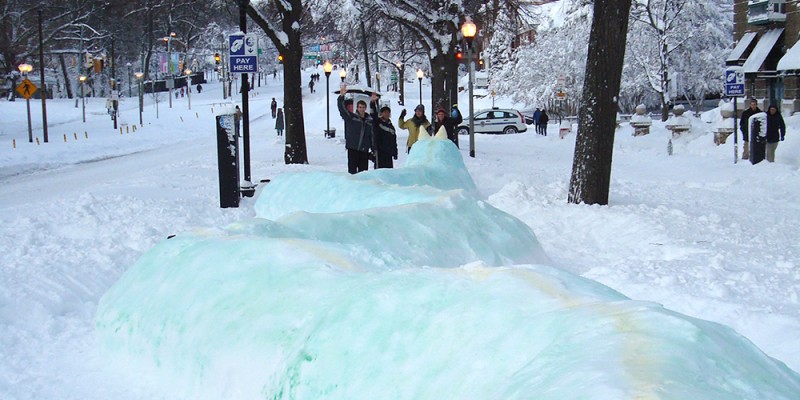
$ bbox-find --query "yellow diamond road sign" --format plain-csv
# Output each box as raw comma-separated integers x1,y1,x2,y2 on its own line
16,78,37,100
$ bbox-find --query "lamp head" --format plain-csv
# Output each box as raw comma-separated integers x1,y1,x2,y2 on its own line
18,63,32,73
79,75,87,82
461,17,477,40
340,69,346,78
134,72,144,80
323,61,333,74
416,69,424,79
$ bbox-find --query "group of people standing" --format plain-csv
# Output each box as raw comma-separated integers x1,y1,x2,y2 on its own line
739,98,786,163
532,108,549,136
337,86,465,174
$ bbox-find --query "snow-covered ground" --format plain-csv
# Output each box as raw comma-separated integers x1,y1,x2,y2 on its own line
1,69,799,399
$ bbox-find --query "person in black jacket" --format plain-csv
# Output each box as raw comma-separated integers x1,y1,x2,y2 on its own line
370,95,398,169
740,98,761,161
429,106,462,147
338,85,374,174
765,104,786,163
538,109,550,136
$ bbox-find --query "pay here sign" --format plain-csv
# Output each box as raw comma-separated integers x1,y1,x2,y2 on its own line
229,33,258,73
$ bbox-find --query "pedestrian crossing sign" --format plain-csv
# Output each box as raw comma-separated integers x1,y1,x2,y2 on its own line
16,78,37,100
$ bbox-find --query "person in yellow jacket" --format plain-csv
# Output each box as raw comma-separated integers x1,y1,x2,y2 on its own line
397,104,431,153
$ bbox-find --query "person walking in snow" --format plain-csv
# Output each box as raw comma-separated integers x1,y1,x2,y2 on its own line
740,98,761,160
275,108,285,136
428,106,462,147
271,98,278,118
765,104,786,163
338,84,374,174
397,104,430,153
533,108,542,135
538,109,550,136
309,79,315,93
370,93,398,169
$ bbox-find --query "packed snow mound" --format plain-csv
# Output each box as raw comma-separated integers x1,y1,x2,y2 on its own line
96,136,800,399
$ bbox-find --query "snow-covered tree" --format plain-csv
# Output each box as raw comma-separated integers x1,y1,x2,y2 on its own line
628,0,732,120
569,0,632,206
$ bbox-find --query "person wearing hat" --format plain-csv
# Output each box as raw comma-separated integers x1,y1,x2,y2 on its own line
370,94,399,169
429,105,463,147
338,84,374,174
398,104,430,153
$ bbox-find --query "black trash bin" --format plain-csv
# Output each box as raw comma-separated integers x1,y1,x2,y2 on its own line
216,114,240,208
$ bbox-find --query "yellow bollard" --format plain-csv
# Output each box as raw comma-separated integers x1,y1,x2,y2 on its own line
73,132,78,140
126,126,129,133
85,131,88,139
12,139,16,149
64,134,67,142
120,127,123,134
36,137,40,145
132,125,136,132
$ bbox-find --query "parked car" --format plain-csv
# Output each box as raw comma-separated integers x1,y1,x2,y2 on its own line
457,108,528,135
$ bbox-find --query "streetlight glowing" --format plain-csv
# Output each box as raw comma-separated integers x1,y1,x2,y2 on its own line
416,69,424,79
134,72,143,80
340,68,347,79
323,61,333,74
79,75,87,82
461,17,477,40
184,69,191,75
18,63,32,73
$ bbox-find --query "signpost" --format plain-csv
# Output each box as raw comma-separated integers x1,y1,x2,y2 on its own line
16,78,36,143
229,33,258,74
725,67,745,163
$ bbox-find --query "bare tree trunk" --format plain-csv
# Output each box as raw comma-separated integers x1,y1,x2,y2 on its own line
360,19,371,88
282,39,308,164
59,54,73,99
430,52,446,111
568,0,632,205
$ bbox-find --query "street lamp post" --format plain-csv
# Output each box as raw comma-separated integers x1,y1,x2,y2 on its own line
324,61,333,138
164,32,176,108
126,62,132,97
376,72,381,92
340,68,346,83
461,16,477,158
19,64,33,142
416,69,424,107
396,62,404,105
79,75,87,123
184,69,192,110
135,72,144,125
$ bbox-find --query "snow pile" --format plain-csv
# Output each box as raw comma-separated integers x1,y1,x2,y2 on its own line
96,135,800,399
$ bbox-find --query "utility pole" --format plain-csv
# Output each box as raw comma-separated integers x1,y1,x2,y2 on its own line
111,35,118,130
238,0,252,187
38,9,49,142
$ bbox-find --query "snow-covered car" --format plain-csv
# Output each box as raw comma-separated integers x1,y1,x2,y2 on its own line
457,108,528,135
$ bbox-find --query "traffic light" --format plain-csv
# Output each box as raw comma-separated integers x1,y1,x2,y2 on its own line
214,53,221,64
278,54,284,64
456,46,463,61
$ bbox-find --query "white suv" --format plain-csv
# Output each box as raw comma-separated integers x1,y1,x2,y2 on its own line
457,108,528,135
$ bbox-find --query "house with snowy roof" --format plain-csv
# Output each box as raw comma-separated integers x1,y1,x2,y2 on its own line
727,0,800,113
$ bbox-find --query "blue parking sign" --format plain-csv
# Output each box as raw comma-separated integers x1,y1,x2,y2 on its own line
725,68,744,97
229,34,258,73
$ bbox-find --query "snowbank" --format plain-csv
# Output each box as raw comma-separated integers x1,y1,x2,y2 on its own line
96,135,800,399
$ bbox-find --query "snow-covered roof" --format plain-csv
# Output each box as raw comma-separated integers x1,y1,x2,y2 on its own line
742,29,783,73
726,32,757,63
777,39,800,71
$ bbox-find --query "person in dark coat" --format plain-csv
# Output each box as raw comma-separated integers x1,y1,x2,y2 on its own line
338,84,374,174
740,98,761,160
765,104,786,163
275,108,285,136
533,108,542,134
429,106,462,147
370,95,398,169
271,98,278,118
539,109,550,136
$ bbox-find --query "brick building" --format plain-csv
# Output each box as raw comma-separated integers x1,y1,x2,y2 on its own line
727,0,800,113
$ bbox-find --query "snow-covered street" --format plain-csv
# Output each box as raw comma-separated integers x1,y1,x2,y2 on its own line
2,72,800,398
